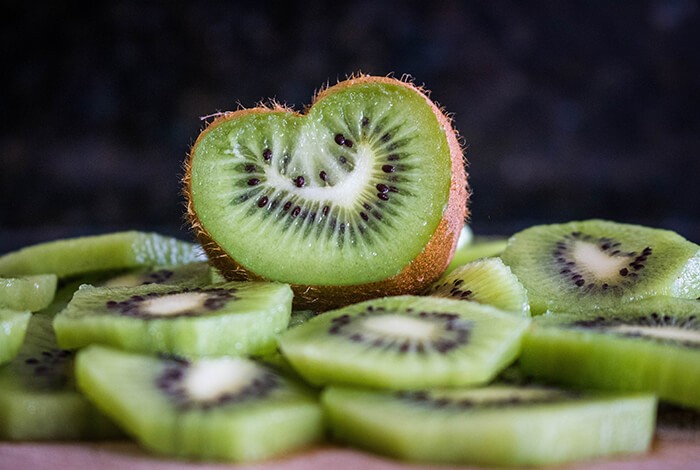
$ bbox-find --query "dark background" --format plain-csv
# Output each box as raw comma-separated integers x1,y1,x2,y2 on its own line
2,1,699,252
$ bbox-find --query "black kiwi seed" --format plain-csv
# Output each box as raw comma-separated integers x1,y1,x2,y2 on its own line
378,193,390,201
334,134,345,145
322,205,330,217
326,308,472,354
262,148,272,162
319,171,328,181
247,178,261,186
294,176,305,188
283,201,292,211
157,359,280,410
361,117,370,127
244,164,257,173
382,165,395,173
376,183,389,193
344,139,353,148
291,206,301,217
257,196,268,208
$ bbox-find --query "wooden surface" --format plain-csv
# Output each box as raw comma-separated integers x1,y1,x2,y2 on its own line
1,407,699,470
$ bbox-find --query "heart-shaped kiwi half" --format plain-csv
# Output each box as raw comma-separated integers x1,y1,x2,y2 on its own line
184,75,468,310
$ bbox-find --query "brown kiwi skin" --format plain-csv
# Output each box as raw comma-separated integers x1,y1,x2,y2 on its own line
183,74,469,311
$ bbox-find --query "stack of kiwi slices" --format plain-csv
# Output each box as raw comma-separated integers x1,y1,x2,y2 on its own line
2,75,700,467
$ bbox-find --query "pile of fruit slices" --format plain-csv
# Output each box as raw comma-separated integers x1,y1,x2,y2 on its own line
0,220,698,466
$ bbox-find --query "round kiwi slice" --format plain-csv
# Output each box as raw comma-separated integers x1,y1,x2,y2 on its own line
520,297,700,410
278,295,530,389
424,257,530,316
184,75,468,310
53,281,292,357
322,385,656,466
75,345,323,462
0,231,205,279
0,313,121,440
446,236,508,273
98,261,212,288
501,219,700,314
0,274,58,311
0,309,31,365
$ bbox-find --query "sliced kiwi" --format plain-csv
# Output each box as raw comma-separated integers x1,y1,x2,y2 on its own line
98,262,212,288
0,309,31,365
520,297,700,410
501,219,700,314
425,257,530,316
75,345,323,461
446,236,508,273
185,75,468,310
278,295,530,389
288,309,319,329
322,385,656,466
0,313,121,440
0,231,204,279
0,274,58,311
53,281,293,357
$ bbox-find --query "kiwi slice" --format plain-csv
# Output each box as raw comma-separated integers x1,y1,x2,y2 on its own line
0,274,58,311
520,297,700,410
0,313,121,440
98,261,212,288
278,295,530,389
53,281,292,357
425,257,530,316
446,236,508,273
0,231,204,279
185,75,468,310
75,345,323,461
501,219,700,314
322,385,656,466
0,309,31,365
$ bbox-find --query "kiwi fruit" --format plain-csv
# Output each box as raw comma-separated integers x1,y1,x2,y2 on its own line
53,281,292,357
278,295,530,389
75,345,323,461
446,236,508,273
424,257,530,316
322,384,656,466
0,313,121,440
98,261,212,288
0,274,58,311
0,309,31,365
0,231,205,279
184,75,468,310
520,297,700,410
501,219,700,314
288,309,319,329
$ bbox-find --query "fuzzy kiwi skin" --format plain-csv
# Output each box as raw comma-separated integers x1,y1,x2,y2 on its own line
183,75,469,311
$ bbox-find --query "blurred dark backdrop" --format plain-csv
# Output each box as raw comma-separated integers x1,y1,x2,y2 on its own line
1,0,699,252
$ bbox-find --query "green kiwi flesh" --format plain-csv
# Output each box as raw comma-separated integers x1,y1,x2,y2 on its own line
322,385,656,466
0,314,121,440
187,79,457,287
0,274,58,312
501,219,700,314
0,309,31,365
98,262,212,288
0,231,204,279
520,297,700,410
446,237,508,273
75,345,323,461
425,257,530,316
53,281,292,357
278,295,530,389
